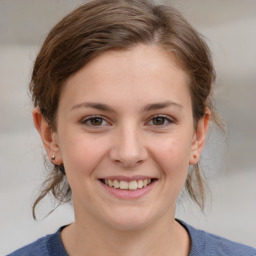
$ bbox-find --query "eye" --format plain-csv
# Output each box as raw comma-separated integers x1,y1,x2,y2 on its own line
148,115,174,127
81,116,109,127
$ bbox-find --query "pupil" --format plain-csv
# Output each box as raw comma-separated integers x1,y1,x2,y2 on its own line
91,118,102,126
153,117,164,125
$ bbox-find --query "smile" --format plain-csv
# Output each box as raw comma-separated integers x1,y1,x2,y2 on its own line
104,179,152,190
99,177,157,199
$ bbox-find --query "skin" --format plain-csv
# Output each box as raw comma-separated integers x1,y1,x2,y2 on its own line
33,44,210,256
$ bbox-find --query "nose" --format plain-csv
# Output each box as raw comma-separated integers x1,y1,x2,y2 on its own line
109,125,148,168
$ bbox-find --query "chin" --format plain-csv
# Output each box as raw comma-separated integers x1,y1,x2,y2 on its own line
102,207,158,231
109,218,150,231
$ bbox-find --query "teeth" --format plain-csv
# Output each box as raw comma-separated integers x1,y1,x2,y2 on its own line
120,181,128,189
104,179,152,190
109,180,113,187
137,180,143,189
113,180,119,189
128,181,137,190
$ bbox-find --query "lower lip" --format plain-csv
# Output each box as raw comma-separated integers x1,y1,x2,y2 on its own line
99,181,156,200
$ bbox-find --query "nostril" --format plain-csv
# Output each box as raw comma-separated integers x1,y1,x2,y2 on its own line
111,156,145,168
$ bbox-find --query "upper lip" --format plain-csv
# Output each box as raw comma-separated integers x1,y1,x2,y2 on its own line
99,175,156,182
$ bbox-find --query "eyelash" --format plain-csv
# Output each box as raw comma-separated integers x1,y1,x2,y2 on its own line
81,115,110,127
147,115,174,127
80,115,175,128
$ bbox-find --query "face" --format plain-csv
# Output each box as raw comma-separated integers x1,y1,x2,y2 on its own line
36,44,209,231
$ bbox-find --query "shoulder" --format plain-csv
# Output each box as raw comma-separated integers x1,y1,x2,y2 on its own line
177,219,256,256
7,226,68,256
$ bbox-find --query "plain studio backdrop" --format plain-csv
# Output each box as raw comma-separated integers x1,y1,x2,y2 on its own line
0,0,255,254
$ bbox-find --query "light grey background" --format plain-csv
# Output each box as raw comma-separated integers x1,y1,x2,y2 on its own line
0,0,255,254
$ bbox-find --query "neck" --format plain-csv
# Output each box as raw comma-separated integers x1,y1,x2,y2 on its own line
61,211,190,256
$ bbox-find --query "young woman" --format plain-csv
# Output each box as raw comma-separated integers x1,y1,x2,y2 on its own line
8,0,256,255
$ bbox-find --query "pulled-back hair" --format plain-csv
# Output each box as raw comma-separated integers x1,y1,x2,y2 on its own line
31,0,218,218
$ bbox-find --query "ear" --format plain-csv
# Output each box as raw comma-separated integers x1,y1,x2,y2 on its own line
189,108,210,165
32,107,62,165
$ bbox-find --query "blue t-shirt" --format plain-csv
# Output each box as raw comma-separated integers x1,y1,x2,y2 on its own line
8,220,256,256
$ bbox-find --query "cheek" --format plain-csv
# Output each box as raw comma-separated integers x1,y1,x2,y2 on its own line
59,133,109,178
157,137,192,201
153,132,192,178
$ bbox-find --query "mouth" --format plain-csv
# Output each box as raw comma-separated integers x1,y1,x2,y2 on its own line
99,178,157,190
99,177,158,199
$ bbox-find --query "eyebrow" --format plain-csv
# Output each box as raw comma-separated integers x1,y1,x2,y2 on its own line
70,100,183,112
71,102,115,112
143,101,183,111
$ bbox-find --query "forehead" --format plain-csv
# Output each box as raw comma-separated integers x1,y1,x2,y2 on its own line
60,44,191,111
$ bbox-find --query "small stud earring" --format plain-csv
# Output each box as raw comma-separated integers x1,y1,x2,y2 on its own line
194,153,199,160
51,155,55,161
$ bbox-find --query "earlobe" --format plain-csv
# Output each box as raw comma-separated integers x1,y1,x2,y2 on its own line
189,108,210,165
32,107,62,165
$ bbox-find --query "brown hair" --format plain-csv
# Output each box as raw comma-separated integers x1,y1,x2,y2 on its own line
31,0,218,218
